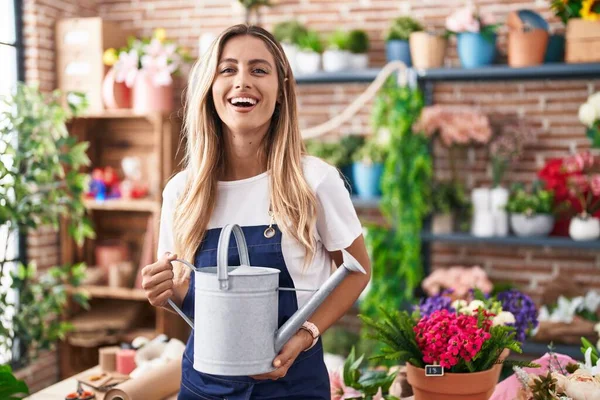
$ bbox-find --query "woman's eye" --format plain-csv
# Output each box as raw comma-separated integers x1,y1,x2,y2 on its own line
254,68,268,74
220,67,235,73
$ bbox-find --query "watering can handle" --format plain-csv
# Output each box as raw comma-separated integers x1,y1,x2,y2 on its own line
166,258,198,330
216,224,250,291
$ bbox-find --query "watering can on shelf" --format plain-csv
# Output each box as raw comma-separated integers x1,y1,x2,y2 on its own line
167,224,366,376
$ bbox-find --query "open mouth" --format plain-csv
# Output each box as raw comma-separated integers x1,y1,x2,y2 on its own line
228,97,259,111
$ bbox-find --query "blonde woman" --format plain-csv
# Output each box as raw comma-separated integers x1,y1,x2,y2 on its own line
141,24,371,400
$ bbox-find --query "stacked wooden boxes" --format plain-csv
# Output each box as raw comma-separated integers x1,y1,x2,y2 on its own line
566,19,600,63
56,18,129,113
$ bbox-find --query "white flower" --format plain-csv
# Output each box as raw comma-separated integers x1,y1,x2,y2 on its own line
492,311,516,326
584,291,600,313
538,305,550,321
588,92,600,115
461,300,486,315
451,299,467,310
579,102,597,127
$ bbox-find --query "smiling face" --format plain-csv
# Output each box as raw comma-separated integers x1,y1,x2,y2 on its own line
211,35,280,135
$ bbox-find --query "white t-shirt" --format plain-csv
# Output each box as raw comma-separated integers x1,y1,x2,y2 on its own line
157,155,363,307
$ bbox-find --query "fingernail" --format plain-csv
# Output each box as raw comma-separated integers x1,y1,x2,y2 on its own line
165,252,171,256
274,360,281,367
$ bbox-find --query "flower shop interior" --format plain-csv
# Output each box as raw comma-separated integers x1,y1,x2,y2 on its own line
2,0,600,399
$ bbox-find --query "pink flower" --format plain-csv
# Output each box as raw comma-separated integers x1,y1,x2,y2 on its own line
329,370,364,400
591,174,600,196
114,49,140,88
372,387,384,400
446,7,478,33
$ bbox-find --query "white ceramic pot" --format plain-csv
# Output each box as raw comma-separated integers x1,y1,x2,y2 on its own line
491,186,509,237
471,211,495,237
510,214,555,237
569,215,600,241
471,187,491,212
282,43,299,75
322,50,351,72
350,53,369,70
432,213,454,234
296,51,321,75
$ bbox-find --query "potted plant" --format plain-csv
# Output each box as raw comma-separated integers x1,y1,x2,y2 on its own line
348,29,370,70
104,28,192,113
563,151,600,240
296,30,323,75
273,20,308,75
339,135,366,194
323,29,352,72
384,16,424,66
352,137,388,199
506,182,557,237
304,139,345,167
0,84,94,368
551,0,600,63
445,6,500,68
237,0,272,26
409,30,448,69
431,180,470,234
579,91,600,148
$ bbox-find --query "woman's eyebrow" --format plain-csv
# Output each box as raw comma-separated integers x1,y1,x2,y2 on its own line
219,58,272,68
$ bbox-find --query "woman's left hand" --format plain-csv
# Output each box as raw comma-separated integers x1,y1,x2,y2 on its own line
250,329,313,381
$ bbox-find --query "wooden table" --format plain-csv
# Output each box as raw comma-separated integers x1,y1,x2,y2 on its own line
25,366,177,400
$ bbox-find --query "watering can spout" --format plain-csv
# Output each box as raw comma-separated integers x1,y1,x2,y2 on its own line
273,249,366,352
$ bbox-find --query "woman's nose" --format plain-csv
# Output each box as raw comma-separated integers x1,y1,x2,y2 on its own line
234,71,252,89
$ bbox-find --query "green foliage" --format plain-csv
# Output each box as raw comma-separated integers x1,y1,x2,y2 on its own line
238,0,272,10
353,138,389,165
385,16,424,41
581,337,600,365
431,180,470,214
297,30,324,53
0,364,29,399
506,182,555,216
348,29,370,54
530,371,558,400
272,20,308,45
360,80,431,326
321,326,360,357
586,125,600,148
550,0,583,24
327,29,351,51
341,347,400,400
340,135,366,167
305,140,345,167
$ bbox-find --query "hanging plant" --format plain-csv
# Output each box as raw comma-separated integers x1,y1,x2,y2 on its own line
360,79,432,323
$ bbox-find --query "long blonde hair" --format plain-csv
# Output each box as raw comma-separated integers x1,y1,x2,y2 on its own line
173,24,317,281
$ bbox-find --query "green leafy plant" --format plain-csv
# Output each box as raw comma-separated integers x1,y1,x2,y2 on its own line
327,29,351,51
431,180,470,214
353,137,389,165
348,29,370,54
305,139,345,166
550,0,584,24
505,182,556,216
581,337,600,365
272,20,308,45
0,83,94,365
0,365,28,399
297,30,324,53
385,16,424,41
238,0,273,25
339,135,366,168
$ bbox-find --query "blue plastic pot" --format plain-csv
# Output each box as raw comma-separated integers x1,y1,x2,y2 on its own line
545,34,565,63
457,32,497,68
353,162,384,199
385,40,412,67
340,164,356,195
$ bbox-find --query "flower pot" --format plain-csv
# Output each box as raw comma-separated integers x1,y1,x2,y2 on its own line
102,67,132,109
322,49,352,72
545,33,565,63
432,213,455,234
508,29,549,67
457,32,497,68
340,164,357,194
282,43,299,75
132,70,173,114
296,50,321,75
406,360,503,400
471,188,494,237
385,39,412,66
569,215,600,241
409,32,447,69
491,187,509,237
353,162,383,199
350,53,369,70
510,214,555,237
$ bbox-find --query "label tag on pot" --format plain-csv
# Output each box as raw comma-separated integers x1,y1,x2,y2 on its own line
425,365,444,376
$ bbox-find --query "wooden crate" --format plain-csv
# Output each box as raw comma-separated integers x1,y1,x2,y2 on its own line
566,19,600,63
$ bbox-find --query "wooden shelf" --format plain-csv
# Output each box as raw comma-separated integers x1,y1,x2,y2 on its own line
84,198,160,212
74,285,147,301
421,232,600,250
351,196,381,210
76,109,167,120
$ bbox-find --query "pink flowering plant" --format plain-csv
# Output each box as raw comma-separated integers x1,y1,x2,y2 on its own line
563,151,600,218
445,6,499,38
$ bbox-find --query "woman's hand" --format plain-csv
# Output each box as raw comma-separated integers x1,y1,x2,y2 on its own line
142,252,177,307
250,329,313,381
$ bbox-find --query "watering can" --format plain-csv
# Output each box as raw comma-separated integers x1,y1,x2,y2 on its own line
167,224,366,376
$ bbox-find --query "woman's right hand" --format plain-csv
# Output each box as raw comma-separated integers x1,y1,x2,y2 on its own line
142,252,177,307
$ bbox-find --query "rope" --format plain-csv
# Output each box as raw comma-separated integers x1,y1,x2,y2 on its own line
299,61,411,139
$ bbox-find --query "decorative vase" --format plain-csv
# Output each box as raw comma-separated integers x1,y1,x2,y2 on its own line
471,188,494,237
490,186,509,237
281,43,299,75
385,39,412,66
569,215,600,241
102,67,132,109
510,214,555,237
132,70,173,114
432,213,455,234
322,50,352,72
353,162,383,199
295,50,321,75
457,32,497,68
409,32,447,69
508,29,549,67
545,33,565,63
350,53,369,70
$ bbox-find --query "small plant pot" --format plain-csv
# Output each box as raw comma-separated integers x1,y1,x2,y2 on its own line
409,32,447,69
545,33,565,63
350,53,369,70
432,213,455,234
508,29,549,67
132,70,173,113
352,162,383,199
457,32,497,68
322,49,352,72
281,43,299,75
340,164,357,194
385,39,412,66
569,215,600,241
296,50,321,75
510,214,555,237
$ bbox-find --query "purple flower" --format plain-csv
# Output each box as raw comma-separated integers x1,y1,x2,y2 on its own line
496,290,538,343
416,294,455,318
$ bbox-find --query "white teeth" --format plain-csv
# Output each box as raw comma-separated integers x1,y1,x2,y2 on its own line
230,97,258,105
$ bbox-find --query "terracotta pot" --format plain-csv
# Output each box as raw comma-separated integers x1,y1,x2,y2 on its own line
406,350,507,400
132,70,174,114
508,29,549,67
409,32,447,69
102,67,132,109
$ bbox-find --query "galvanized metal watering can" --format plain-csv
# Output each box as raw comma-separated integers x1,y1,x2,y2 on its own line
167,224,366,376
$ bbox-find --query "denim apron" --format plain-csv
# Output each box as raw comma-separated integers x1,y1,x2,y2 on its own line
178,225,330,400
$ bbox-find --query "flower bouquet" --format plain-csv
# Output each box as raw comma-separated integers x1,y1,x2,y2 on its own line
421,266,493,299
